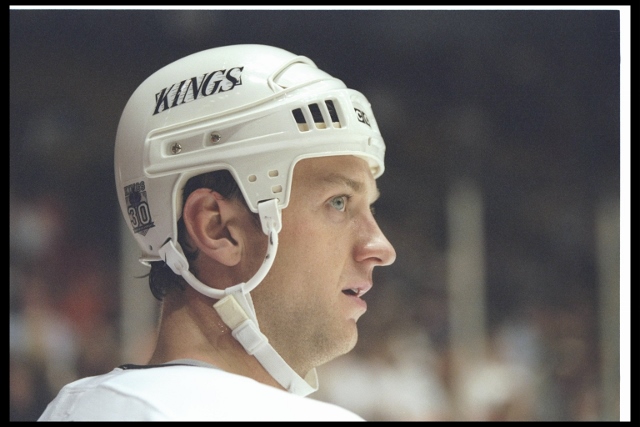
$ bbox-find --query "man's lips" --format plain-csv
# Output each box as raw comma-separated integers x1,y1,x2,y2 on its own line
341,282,372,298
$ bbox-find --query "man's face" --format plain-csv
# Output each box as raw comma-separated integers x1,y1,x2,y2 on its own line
252,155,396,374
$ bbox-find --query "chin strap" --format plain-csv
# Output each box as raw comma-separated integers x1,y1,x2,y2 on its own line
158,198,319,397
214,292,319,396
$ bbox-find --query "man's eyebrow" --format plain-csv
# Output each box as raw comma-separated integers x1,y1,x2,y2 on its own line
321,173,381,200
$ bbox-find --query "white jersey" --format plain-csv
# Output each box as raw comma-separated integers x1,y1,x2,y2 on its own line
38,360,364,421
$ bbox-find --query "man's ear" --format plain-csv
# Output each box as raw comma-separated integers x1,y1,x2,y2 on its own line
182,189,243,267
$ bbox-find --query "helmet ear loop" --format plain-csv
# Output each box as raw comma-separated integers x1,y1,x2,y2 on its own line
242,198,282,294
157,198,281,306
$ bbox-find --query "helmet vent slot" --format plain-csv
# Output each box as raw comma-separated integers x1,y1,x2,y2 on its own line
325,100,340,124
292,108,309,132
292,108,306,124
308,103,324,126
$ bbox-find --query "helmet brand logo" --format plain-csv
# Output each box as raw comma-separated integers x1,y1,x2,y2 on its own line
124,181,155,236
354,108,371,127
153,67,244,115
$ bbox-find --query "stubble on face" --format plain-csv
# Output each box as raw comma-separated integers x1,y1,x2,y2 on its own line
251,156,378,374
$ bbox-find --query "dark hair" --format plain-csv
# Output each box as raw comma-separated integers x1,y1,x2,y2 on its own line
148,169,257,300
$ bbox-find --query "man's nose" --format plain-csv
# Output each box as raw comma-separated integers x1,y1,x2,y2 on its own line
355,218,396,267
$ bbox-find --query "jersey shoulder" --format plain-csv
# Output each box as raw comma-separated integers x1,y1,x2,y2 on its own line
38,365,364,421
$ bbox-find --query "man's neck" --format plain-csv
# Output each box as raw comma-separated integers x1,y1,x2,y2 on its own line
147,287,285,391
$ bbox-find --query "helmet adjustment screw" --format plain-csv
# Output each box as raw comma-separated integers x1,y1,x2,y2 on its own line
210,132,222,144
170,143,182,154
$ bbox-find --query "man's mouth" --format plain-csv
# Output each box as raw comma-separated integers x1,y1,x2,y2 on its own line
342,288,362,297
341,283,372,298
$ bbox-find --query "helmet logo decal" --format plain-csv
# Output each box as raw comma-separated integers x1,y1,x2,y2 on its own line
153,67,244,115
124,181,155,236
354,108,371,127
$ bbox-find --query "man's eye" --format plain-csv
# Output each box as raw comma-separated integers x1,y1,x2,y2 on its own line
330,196,348,212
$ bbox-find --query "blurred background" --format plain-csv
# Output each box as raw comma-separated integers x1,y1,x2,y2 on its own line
10,7,628,421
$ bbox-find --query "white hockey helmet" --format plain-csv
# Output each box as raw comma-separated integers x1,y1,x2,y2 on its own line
114,44,386,264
